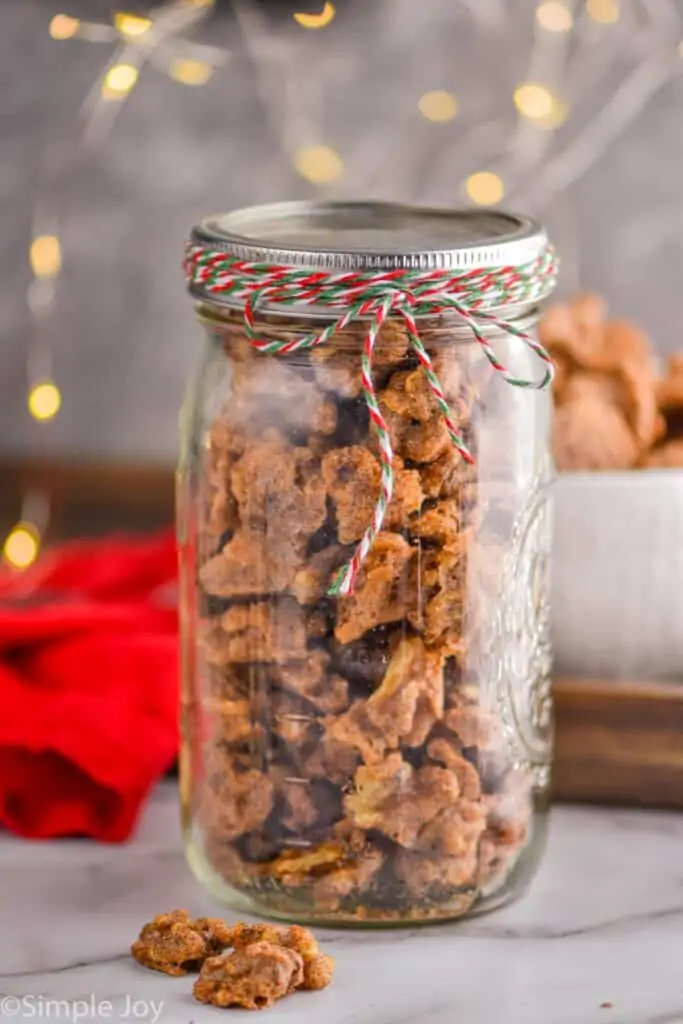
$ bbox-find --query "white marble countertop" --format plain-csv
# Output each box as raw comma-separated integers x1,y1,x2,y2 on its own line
1,783,682,1024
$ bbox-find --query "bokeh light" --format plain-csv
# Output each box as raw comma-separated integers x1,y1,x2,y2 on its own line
418,90,459,123
466,171,505,206
102,63,139,98
113,13,152,38
586,0,620,24
169,58,213,85
514,82,555,120
29,236,62,278
49,14,80,40
294,145,344,184
293,3,336,29
536,1,573,32
3,524,40,570
28,382,62,421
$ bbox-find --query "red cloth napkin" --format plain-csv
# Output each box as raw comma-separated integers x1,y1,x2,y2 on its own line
0,531,179,842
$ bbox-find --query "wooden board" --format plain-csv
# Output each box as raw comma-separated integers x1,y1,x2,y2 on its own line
554,677,683,809
3,457,683,809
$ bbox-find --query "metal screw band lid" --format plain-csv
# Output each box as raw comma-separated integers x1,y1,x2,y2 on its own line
189,199,548,277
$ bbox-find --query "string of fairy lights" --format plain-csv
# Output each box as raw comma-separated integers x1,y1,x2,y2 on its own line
3,0,680,569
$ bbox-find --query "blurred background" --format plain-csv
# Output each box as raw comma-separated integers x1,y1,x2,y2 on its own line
2,0,683,550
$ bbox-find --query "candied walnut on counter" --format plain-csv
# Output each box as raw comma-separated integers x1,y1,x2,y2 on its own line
193,942,304,1010
335,532,414,644
365,636,444,749
131,910,231,976
344,752,460,848
229,923,335,991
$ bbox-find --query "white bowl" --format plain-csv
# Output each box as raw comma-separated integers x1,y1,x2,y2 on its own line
552,470,683,680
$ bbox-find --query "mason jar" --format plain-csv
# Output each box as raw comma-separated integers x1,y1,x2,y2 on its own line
178,201,558,925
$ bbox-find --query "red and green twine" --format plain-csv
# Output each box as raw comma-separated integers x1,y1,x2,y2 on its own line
184,242,558,596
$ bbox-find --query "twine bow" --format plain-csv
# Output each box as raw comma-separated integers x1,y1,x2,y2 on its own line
184,242,558,596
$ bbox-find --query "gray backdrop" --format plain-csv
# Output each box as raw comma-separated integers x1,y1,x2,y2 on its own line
3,0,682,462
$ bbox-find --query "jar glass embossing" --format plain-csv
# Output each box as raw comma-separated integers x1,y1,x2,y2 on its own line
178,201,558,925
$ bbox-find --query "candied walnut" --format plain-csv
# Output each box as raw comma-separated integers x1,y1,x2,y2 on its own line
302,953,335,991
311,345,363,398
412,499,461,547
219,599,306,663
291,545,348,604
271,771,319,831
382,367,436,422
552,397,639,471
207,697,260,747
416,799,487,858
539,293,608,367
200,528,304,597
193,943,304,1010
192,917,234,956
275,652,350,715
541,297,659,454
131,910,230,976
312,321,411,396
407,536,468,651
381,406,452,464
444,700,500,750
203,836,268,886
344,753,460,848
394,844,478,900
269,841,347,885
205,662,249,700
643,438,683,468
229,923,335,991
204,420,245,540
311,847,384,911
366,636,444,749
335,532,414,644
232,431,327,539
202,761,274,841
477,821,528,890
427,736,482,800
657,354,683,414
419,447,478,501
226,356,338,439
307,701,387,783
323,447,423,544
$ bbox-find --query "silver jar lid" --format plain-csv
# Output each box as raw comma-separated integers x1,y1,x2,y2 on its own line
189,199,547,278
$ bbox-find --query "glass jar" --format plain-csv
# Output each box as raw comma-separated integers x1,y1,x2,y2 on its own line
178,201,557,925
